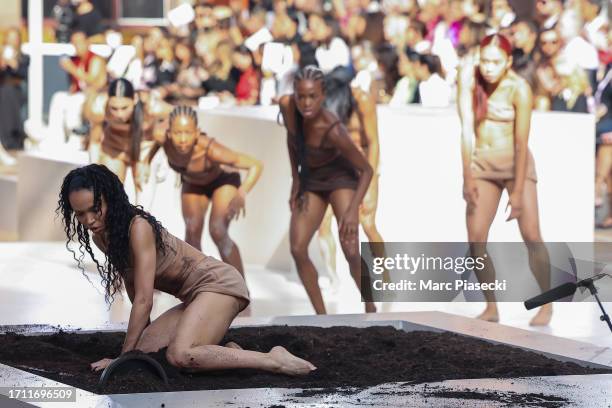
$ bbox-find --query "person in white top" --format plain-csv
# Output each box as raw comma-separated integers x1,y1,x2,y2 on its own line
414,53,451,107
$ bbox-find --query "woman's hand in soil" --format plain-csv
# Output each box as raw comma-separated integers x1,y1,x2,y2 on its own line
90,357,115,372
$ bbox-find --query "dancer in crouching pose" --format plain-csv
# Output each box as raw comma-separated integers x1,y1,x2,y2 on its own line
57,164,315,374
86,78,172,207
279,65,375,314
317,66,387,290
148,105,263,277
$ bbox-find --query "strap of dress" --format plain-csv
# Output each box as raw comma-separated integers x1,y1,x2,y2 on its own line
321,120,341,146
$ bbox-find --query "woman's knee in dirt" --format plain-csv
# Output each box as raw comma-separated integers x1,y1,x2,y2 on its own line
166,345,201,370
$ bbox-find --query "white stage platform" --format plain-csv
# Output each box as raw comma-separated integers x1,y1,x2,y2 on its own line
0,106,595,276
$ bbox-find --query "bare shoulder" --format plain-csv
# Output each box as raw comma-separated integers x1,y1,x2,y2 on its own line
279,94,293,113
325,113,349,143
508,72,532,100
129,216,155,246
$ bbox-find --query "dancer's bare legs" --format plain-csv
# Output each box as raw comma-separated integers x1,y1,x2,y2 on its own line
329,188,376,313
133,292,316,375
466,179,503,322
507,179,552,326
290,192,328,314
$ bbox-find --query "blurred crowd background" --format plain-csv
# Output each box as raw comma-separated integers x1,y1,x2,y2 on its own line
0,0,610,187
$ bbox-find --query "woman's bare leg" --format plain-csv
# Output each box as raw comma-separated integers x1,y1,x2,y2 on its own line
466,179,504,322
209,185,244,275
181,191,210,251
507,179,552,326
328,188,376,313
165,292,316,375
317,206,339,288
290,192,329,314
359,175,389,283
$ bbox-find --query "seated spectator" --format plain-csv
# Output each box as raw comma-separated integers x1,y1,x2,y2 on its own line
414,53,450,107
233,45,259,105
167,39,207,105
374,43,400,103
389,49,420,106
510,19,539,90
534,27,591,112
305,13,351,74
0,27,29,151
202,40,241,99
155,37,177,89
405,19,431,54
45,30,106,147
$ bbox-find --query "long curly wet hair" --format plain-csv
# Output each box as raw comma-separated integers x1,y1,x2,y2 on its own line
57,164,165,304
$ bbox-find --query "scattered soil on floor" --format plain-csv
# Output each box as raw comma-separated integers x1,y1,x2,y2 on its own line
0,325,608,397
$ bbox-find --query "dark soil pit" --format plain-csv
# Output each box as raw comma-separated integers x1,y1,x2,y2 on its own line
0,325,609,396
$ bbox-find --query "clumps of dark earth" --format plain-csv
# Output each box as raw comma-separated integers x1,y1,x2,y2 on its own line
0,325,608,406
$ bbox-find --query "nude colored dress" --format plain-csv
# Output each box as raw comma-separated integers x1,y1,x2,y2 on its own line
96,217,250,309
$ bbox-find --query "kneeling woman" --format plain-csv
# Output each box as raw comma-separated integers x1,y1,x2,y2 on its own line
58,164,315,374
149,106,263,277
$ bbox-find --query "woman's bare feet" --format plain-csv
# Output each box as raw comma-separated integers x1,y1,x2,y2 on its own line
529,304,552,326
476,303,499,323
268,346,316,375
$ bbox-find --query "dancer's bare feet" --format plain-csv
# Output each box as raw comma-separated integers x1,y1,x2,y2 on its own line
365,302,377,313
476,303,499,322
268,346,316,375
529,304,552,326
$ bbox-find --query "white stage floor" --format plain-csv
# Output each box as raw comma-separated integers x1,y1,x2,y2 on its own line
0,242,610,349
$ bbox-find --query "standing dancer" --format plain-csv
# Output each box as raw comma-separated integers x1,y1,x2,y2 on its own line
57,164,315,375
86,79,172,207
150,106,263,278
279,65,375,314
317,67,386,290
458,34,551,325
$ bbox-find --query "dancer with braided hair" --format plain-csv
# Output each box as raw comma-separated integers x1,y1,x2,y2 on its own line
279,65,375,314
86,78,172,206
149,105,263,277
57,164,315,375
316,66,387,291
